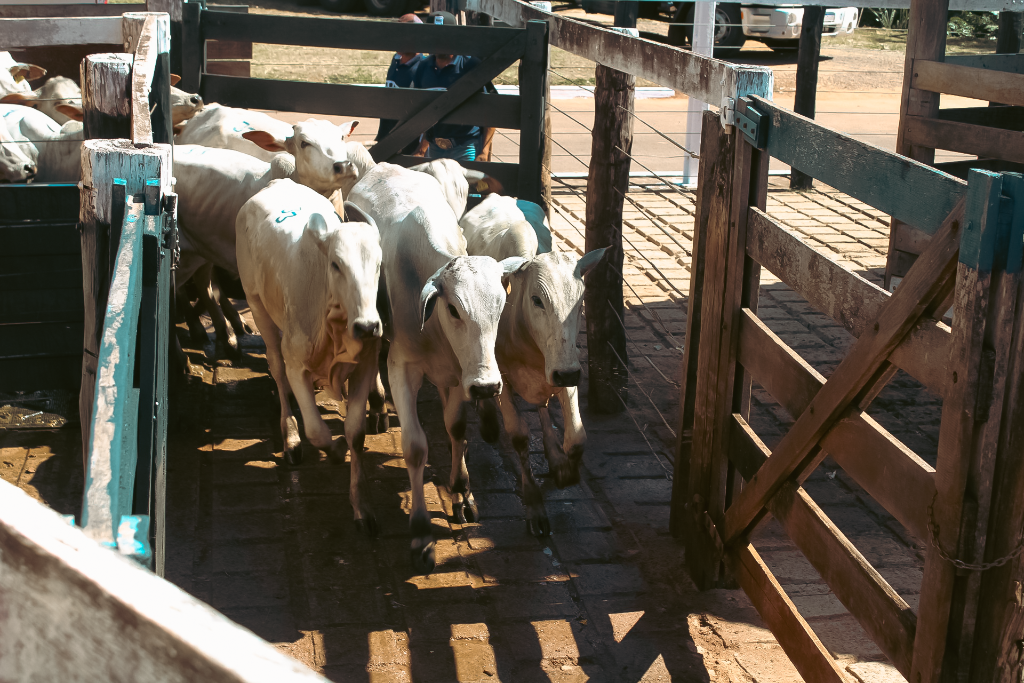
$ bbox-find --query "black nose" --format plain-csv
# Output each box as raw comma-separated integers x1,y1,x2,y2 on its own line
190,95,201,104
551,369,581,387
24,163,36,176
353,320,381,339
333,161,350,174
470,382,501,400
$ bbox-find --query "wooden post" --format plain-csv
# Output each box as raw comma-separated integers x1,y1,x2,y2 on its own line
996,11,1022,54
790,6,824,190
517,20,549,207
179,0,203,95
146,0,183,78
885,0,950,288
123,13,174,146
79,54,133,472
584,18,635,414
671,109,734,537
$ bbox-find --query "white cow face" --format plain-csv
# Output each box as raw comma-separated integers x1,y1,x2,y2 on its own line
243,119,361,196
170,85,203,126
514,248,607,387
0,125,36,182
305,209,383,343
421,254,529,399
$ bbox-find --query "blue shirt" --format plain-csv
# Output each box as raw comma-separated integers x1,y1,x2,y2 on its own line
376,53,424,150
413,55,485,141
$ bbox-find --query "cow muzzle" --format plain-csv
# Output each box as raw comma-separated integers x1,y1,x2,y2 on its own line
333,161,355,176
352,319,382,339
551,369,581,387
469,382,502,400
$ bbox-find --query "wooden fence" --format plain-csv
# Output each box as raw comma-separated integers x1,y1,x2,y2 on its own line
673,93,1024,681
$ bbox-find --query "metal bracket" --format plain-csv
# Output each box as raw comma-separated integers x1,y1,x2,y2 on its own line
720,96,735,131
735,97,767,150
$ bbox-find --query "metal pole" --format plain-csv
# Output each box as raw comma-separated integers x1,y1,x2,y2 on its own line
682,0,715,185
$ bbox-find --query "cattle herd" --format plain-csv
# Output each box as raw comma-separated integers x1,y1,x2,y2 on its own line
0,54,605,575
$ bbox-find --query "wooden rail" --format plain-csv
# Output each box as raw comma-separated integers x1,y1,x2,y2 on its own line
676,90,1024,682
0,16,123,47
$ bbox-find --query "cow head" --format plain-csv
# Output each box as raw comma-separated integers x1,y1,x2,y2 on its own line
509,247,607,388
170,85,203,126
420,249,528,400
0,126,36,183
242,119,365,197
304,204,383,344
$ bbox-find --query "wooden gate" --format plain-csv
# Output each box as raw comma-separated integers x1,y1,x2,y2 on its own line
673,98,1024,681
179,5,548,204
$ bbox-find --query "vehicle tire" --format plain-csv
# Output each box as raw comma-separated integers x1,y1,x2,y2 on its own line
670,4,744,56
764,38,799,51
363,0,409,16
321,0,359,12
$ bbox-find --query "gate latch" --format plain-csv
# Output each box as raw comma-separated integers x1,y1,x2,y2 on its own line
735,98,767,150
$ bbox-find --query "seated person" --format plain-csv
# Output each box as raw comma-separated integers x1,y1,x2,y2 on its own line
413,11,495,162
375,13,425,155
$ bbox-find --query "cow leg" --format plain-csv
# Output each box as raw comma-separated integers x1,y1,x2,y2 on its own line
249,296,300,463
200,270,240,362
176,280,208,347
496,385,550,537
441,386,477,525
389,356,433,574
367,371,389,435
557,386,587,466
341,342,379,537
285,362,334,454
217,284,249,339
539,402,578,489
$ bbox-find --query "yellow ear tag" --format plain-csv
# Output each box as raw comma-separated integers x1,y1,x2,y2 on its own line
13,73,24,83
476,180,488,193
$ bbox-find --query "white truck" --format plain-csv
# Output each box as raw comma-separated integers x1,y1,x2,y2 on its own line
580,1,859,56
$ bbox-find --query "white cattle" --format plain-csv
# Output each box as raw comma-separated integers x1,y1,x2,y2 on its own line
173,122,375,358
347,163,528,574
0,76,81,124
175,103,355,162
461,193,605,536
0,52,44,99
236,179,384,530
0,121,36,182
407,158,501,219
0,104,82,183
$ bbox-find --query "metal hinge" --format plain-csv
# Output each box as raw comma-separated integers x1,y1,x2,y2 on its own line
735,97,768,150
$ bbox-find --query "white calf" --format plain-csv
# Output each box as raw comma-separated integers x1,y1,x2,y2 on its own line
236,179,384,532
347,163,527,574
0,105,81,183
407,158,502,219
0,53,44,99
461,193,605,535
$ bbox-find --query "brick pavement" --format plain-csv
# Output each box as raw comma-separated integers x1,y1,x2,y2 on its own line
1,180,941,682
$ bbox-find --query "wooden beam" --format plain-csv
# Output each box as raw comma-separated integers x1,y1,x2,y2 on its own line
0,16,123,47
205,39,251,60
937,105,1024,131
203,60,250,78
672,110,736,538
123,14,171,147
722,196,965,546
730,416,917,678
725,543,850,683
465,0,773,110
904,116,1024,165
790,6,824,191
945,52,1024,73
746,208,950,397
737,309,937,541
584,36,634,414
201,75,522,129
750,96,967,238
82,53,133,141
913,60,1024,109
0,4,144,18
516,20,549,207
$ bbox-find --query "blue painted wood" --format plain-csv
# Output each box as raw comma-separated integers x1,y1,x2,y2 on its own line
747,95,968,236
960,170,1003,272
1002,174,1024,274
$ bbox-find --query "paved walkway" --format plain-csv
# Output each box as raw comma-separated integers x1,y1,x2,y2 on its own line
2,180,939,682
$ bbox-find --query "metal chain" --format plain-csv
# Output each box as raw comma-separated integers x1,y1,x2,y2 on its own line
927,493,1024,572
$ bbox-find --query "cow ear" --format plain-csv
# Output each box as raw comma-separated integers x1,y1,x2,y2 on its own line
303,213,331,257
498,256,530,285
343,201,377,231
419,263,447,331
0,91,36,105
339,120,359,137
169,73,181,86
574,247,607,279
242,130,288,153
10,63,45,82
55,103,84,122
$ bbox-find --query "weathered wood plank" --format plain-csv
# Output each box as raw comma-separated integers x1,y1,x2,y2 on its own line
0,480,332,681
937,105,1024,131
913,59,1024,108
0,4,144,18
201,75,522,131
904,115,1024,165
516,20,548,207
0,16,123,48
790,6,824,190
726,543,849,683
737,309,936,541
944,52,1024,74
465,0,773,111
205,39,251,60
730,415,917,678
912,170,1005,683
82,53,133,140
123,14,171,146
749,95,967,237
722,196,964,545
746,208,950,396
200,8,518,59
204,60,250,78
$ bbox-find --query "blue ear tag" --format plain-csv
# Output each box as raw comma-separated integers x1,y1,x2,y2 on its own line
435,15,444,24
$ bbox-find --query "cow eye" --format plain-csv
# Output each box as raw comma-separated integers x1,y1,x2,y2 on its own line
330,261,340,272
300,141,310,149
531,295,545,309
448,304,460,320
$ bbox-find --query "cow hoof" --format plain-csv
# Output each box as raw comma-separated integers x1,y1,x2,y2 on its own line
355,515,379,538
368,412,389,435
551,463,580,489
568,443,585,463
454,500,479,524
411,541,436,575
284,447,303,467
527,516,551,537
